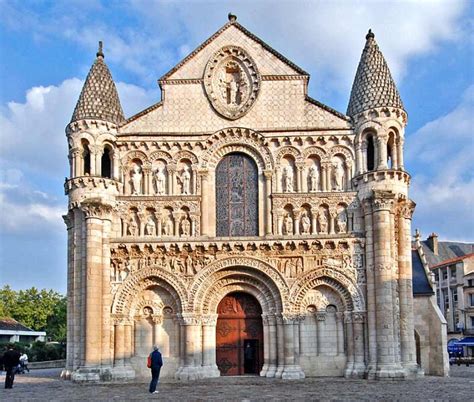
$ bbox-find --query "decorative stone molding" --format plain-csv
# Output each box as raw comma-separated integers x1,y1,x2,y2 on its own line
203,46,261,120
180,313,201,326
80,201,113,219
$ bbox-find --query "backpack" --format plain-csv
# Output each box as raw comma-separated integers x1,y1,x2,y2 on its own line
147,354,152,369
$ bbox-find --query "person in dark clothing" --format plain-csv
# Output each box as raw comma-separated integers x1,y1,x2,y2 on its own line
3,345,21,389
149,345,163,394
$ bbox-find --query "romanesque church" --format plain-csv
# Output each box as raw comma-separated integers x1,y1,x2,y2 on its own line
63,15,424,381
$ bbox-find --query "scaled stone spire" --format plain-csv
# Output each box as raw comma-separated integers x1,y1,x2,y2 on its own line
347,29,404,117
71,41,125,124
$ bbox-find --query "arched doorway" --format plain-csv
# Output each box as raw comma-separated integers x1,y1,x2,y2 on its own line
215,153,258,237
216,292,263,375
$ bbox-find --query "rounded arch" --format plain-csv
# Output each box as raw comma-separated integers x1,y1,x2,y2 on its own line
112,267,187,317
302,146,326,161
201,128,274,171
173,150,198,165
189,256,289,313
275,146,302,165
121,150,149,166
204,278,277,315
73,131,95,148
96,132,117,145
328,145,354,161
149,150,172,164
290,268,365,312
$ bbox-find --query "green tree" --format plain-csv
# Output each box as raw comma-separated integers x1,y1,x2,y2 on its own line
0,285,66,341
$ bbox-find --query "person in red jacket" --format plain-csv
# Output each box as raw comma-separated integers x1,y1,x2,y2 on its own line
148,345,163,394
3,345,21,389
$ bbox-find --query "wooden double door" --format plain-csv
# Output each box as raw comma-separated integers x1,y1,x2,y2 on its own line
216,292,263,376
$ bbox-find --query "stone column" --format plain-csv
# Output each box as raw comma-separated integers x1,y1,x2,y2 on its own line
336,312,344,356
71,149,81,177
152,315,163,349
169,165,176,195
343,313,354,377
201,314,220,378
82,203,109,368
72,208,83,370
352,312,366,377
321,163,327,191
191,167,198,194
345,162,352,190
277,211,284,236
397,138,404,170
377,134,388,169
296,162,305,192
112,152,119,180
363,199,377,377
114,317,125,367
172,212,181,237
311,213,318,235
315,312,326,355
361,141,368,173
142,168,150,195
372,191,404,378
355,142,363,175
63,212,74,377
260,314,270,376
124,320,132,364
266,314,277,378
264,170,273,235
199,170,211,237
398,200,418,374
101,217,113,367
329,207,337,235
177,314,201,380
275,315,285,378
282,314,305,379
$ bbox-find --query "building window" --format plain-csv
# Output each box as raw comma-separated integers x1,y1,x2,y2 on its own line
434,271,439,283
442,270,448,280
101,146,112,178
471,316,474,328
450,266,457,281
367,136,375,171
216,153,258,237
469,293,474,307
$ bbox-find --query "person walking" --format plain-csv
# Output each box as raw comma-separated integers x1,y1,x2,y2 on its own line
148,345,163,394
3,345,21,389
19,352,30,373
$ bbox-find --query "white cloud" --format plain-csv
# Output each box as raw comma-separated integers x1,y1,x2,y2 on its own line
0,78,158,179
407,85,474,241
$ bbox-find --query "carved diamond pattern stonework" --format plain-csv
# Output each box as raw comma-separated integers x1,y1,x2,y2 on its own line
204,46,261,120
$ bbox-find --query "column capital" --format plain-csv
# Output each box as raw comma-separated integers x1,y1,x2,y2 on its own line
281,312,298,324
180,313,201,326
111,314,126,325
201,314,218,326
399,200,416,219
315,312,327,322
152,315,163,325
371,190,395,211
62,211,74,229
352,311,366,323
263,169,273,179
80,201,113,220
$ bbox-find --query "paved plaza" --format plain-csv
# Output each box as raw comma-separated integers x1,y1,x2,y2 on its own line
1,367,473,401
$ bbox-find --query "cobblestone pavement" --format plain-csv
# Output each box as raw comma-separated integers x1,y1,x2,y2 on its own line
1,366,473,401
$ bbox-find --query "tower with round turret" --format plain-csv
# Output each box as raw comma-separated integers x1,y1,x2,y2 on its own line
348,30,419,379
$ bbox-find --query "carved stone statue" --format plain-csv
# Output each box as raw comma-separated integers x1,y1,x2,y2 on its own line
127,216,138,236
318,211,328,234
163,213,174,236
309,165,319,192
301,212,311,235
181,216,191,237
145,215,156,236
333,162,344,191
283,165,294,193
154,167,166,195
131,163,142,195
337,210,347,233
284,213,293,235
180,166,191,195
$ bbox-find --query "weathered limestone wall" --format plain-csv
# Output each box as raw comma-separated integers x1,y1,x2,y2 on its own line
413,296,449,376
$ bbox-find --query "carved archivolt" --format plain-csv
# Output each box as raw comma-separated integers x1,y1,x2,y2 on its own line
201,128,273,171
302,146,326,161
290,268,365,312
328,145,354,162
149,150,172,163
112,267,188,316
275,146,302,165
189,256,288,311
121,150,149,165
172,150,198,165
204,45,261,120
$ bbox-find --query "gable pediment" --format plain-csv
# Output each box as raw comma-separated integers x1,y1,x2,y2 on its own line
161,22,308,81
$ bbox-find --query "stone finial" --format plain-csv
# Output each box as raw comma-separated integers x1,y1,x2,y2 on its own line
414,228,421,241
366,29,375,40
97,41,104,58
228,12,237,22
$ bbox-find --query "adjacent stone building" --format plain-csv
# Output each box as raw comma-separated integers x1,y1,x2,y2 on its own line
63,16,424,382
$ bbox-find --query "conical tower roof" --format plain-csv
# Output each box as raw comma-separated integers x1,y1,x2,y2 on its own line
71,42,125,124
347,30,404,117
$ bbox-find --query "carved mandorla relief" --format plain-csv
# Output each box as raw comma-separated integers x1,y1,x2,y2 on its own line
204,46,261,120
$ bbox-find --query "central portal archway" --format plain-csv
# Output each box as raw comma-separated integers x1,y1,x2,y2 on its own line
216,292,263,376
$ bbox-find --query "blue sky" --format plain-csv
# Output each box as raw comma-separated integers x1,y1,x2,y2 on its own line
0,0,473,293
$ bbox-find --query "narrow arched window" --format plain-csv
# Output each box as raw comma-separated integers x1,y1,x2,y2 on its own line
82,141,91,175
101,147,112,178
367,136,375,171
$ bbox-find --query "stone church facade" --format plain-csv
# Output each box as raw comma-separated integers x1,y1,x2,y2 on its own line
63,15,420,382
